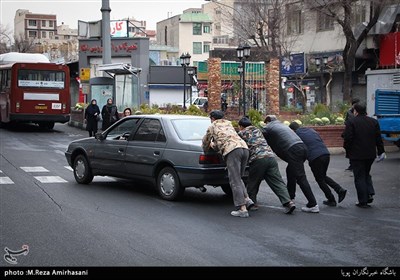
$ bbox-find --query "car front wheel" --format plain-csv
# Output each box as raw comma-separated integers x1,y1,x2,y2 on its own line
73,154,94,184
157,167,184,201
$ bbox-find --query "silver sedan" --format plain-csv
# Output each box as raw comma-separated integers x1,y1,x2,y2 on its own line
65,114,233,200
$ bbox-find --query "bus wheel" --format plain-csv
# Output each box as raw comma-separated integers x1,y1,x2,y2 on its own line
73,154,94,184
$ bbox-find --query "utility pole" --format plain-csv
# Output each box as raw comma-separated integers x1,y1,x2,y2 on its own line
101,0,111,65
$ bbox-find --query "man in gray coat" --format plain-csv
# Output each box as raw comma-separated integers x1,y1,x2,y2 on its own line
263,116,319,213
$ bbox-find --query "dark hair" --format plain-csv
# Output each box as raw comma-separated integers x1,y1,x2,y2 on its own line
123,107,132,114
351,98,360,105
289,121,300,131
209,110,224,120
353,102,367,115
264,115,277,123
238,117,252,127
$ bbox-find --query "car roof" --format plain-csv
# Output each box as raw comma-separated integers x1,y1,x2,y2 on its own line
125,114,209,120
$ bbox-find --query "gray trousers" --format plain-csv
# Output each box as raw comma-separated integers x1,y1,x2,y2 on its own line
247,157,291,205
225,148,249,207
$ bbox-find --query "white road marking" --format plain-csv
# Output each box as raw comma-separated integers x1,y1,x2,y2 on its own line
21,166,49,172
0,177,14,184
34,176,68,183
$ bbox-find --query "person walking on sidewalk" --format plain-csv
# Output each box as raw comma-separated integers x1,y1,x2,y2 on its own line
202,110,254,218
101,98,119,131
84,99,100,137
263,115,319,213
289,121,347,207
343,103,386,208
238,117,296,214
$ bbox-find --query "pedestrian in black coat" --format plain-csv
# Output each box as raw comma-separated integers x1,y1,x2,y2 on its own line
85,99,100,137
101,98,119,131
343,103,386,208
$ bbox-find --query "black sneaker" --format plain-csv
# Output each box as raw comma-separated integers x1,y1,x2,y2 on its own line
323,200,337,207
283,201,296,214
356,203,371,208
367,195,374,204
338,189,347,203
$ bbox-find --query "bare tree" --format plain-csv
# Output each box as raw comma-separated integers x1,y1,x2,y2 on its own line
304,0,391,102
13,34,36,53
0,25,13,53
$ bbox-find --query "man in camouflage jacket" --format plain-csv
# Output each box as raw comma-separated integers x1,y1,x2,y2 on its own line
202,110,253,218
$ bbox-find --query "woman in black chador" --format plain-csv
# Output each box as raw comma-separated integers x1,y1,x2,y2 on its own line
85,99,100,137
101,98,119,131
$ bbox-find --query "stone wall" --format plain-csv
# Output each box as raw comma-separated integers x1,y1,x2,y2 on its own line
207,58,222,112
266,58,280,115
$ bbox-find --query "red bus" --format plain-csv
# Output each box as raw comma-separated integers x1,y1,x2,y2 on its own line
0,53,70,129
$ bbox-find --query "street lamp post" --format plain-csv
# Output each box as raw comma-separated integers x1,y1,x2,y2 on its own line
180,52,191,110
315,56,328,104
237,43,251,116
187,68,195,105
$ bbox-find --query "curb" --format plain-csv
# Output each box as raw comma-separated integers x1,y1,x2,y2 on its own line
328,145,399,155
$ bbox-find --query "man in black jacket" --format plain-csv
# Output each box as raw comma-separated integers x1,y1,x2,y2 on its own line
263,116,319,213
289,121,347,207
343,103,386,208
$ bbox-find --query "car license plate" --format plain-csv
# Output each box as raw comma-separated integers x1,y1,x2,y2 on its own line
35,105,47,110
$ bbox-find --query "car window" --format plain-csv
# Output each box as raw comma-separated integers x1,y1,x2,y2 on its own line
106,118,139,140
172,119,210,140
133,119,166,142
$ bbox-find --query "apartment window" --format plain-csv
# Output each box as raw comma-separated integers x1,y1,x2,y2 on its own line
286,8,303,35
193,42,202,54
28,20,37,26
49,31,54,38
193,23,202,35
213,35,228,45
203,43,211,53
215,24,221,31
317,10,334,31
64,35,70,39
42,20,46,27
28,31,37,38
203,25,211,34
49,21,54,27
42,31,46,38
353,3,366,25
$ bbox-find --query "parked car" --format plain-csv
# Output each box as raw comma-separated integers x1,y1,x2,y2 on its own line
177,97,208,108
65,114,234,200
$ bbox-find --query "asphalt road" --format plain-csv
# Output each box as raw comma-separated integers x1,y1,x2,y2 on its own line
1,123,399,273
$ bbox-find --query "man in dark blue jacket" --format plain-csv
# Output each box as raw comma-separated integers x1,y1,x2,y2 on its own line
289,121,347,206
343,103,386,208
263,116,319,213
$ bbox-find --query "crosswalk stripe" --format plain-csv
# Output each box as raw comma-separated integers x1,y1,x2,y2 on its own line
0,177,14,184
34,176,68,183
21,166,49,172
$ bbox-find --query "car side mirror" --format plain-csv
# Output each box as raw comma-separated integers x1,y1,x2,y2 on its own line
95,132,105,140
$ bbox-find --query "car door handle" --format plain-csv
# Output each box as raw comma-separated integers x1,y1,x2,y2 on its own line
118,148,125,153
153,151,160,156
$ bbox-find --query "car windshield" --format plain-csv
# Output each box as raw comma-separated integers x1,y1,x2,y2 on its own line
172,119,211,141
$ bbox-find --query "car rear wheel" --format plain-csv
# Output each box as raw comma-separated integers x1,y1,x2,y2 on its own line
73,154,94,184
220,184,232,196
157,167,184,201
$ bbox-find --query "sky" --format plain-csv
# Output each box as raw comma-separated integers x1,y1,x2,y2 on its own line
0,0,205,31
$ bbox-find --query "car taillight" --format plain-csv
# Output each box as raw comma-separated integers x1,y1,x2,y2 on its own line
199,154,222,164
